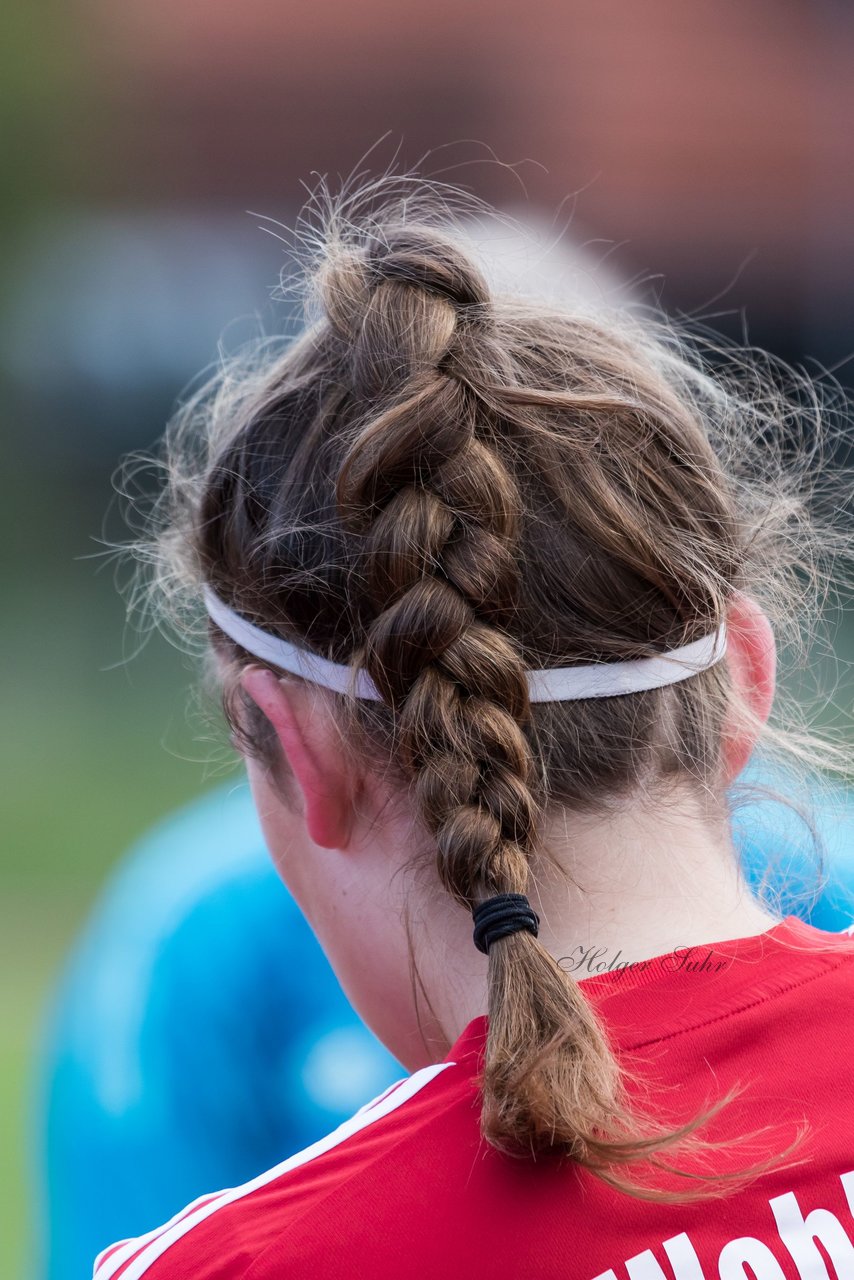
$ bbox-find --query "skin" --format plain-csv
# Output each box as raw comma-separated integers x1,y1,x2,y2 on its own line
236,591,781,1071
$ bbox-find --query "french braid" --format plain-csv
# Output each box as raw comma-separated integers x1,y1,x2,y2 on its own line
164,190,833,1198
327,230,672,1165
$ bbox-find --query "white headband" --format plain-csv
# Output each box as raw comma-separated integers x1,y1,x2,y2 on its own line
202,585,727,703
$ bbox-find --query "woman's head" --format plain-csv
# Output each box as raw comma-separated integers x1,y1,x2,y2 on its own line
200,218,753,794
140,176,851,1197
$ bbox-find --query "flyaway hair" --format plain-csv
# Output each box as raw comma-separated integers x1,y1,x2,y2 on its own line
129,172,854,1201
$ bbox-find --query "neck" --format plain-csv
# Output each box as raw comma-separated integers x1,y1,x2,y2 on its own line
391,785,779,1068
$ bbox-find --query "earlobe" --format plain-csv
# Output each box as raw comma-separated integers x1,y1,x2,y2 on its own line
721,592,777,781
239,666,354,850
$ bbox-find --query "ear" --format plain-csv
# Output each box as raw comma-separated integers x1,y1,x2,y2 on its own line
721,592,777,781
239,666,356,850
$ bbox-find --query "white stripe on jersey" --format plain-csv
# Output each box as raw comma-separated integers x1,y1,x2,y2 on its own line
352,1075,409,1116
92,1191,223,1277
93,1058,456,1280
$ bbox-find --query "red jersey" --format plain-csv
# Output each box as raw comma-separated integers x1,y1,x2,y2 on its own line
93,916,854,1280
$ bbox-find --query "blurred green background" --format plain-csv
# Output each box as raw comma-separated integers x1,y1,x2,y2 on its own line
2,1,854,1275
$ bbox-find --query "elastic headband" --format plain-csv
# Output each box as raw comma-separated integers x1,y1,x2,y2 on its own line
203,585,727,703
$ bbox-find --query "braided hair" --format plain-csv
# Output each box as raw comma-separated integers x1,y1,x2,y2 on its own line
150,181,840,1199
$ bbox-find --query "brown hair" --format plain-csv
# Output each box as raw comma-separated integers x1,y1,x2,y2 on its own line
135,175,853,1200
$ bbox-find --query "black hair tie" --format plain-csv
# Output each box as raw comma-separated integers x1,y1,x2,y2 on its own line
472,893,540,955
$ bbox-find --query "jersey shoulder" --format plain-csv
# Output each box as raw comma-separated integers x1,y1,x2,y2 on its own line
91,1058,466,1280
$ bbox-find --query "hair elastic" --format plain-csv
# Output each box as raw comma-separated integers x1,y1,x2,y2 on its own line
472,894,540,954
202,585,728,704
